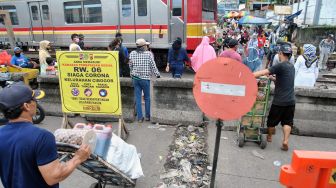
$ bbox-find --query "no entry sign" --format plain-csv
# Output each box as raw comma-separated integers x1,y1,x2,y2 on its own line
193,57,257,120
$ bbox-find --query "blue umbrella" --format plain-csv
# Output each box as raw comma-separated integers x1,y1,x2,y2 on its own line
238,15,272,25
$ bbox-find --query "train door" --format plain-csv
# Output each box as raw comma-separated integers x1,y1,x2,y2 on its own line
168,0,185,43
28,1,54,43
119,0,136,44
134,0,151,42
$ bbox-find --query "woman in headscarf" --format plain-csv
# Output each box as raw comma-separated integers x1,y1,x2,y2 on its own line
166,38,190,78
294,44,319,87
243,46,262,72
39,40,51,75
190,36,217,72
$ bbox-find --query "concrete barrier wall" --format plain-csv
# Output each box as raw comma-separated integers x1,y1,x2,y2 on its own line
151,78,203,125
268,87,336,138
292,89,336,138
38,75,336,137
296,27,336,50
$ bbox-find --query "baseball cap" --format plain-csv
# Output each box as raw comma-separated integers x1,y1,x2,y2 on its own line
136,38,150,46
14,47,21,52
228,39,238,47
279,43,292,54
0,82,45,110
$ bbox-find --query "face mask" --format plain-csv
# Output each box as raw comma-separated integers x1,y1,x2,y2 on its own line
15,53,21,57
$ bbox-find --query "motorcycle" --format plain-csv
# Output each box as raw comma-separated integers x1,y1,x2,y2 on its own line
0,80,45,125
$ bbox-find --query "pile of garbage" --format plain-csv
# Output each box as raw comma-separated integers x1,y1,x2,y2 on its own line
157,124,211,188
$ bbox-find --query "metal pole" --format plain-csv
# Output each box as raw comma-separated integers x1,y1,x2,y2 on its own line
210,119,224,188
313,0,322,25
303,0,309,25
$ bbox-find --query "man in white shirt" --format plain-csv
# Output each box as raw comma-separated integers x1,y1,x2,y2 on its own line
69,33,82,51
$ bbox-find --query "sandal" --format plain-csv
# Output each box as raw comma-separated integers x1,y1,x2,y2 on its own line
266,134,272,142
281,143,289,151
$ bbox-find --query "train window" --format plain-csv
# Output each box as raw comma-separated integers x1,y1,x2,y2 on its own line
122,0,131,17
31,6,39,21
42,5,50,20
202,0,215,12
172,0,182,16
83,0,102,23
64,1,83,24
1,6,19,25
137,0,147,16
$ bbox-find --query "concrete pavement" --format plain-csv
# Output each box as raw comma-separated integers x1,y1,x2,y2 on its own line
207,121,336,188
1,116,335,188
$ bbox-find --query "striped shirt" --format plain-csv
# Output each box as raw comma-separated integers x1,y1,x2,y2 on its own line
129,50,160,80
319,39,335,53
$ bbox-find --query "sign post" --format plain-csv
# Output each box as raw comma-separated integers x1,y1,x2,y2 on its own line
193,57,257,187
57,51,128,139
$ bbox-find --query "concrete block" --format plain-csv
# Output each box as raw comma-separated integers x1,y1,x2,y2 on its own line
151,78,203,125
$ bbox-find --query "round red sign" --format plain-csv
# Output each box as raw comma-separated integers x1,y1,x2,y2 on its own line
193,57,257,120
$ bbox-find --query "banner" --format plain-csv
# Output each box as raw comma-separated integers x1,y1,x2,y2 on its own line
57,51,122,115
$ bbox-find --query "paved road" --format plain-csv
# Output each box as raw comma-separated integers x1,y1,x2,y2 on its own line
1,117,335,188
207,121,336,188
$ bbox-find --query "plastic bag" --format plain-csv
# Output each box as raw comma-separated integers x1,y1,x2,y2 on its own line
105,133,144,179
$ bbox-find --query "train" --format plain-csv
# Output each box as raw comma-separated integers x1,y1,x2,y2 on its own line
0,0,217,58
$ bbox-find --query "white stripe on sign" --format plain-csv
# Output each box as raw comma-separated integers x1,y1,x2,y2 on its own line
201,82,246,97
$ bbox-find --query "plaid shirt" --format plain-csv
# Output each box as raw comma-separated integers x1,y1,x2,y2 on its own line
129,50,160,80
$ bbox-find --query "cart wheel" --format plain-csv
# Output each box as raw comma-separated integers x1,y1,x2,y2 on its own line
238,133,245,147
260,135,267,149
90,182,102,188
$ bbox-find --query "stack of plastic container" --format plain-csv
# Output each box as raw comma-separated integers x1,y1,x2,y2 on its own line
74,123,112,159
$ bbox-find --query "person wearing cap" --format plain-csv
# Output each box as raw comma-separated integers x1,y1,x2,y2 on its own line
319,34,335,70
253,43,295,151
191,36,216,72
129,38,160,122
166,37,190,78
219,38,242,63
294,44,319,88
11,47,39,69
69,33,82,51
0,82,91,187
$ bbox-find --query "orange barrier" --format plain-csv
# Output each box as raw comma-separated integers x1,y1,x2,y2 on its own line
280,150,336,188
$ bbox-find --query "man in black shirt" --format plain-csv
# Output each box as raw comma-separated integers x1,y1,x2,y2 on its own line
253,43,295,151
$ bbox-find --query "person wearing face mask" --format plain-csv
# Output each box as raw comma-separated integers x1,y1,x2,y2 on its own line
39,40,52,76
69,33,82,51
11,47,39,69
166,38,191,78
129,38,160,123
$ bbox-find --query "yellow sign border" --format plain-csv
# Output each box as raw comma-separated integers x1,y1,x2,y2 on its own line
57,51,122,115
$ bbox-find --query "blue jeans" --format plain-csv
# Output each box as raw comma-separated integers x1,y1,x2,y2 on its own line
133,79,150,120
170,63,184,78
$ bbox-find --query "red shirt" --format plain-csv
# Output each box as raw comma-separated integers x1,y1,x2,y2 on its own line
257,37,266,48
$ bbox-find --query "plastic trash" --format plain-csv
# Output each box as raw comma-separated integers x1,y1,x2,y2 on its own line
273,160,282,167
160,170,179,179
252,150,265,160
180,159,193,182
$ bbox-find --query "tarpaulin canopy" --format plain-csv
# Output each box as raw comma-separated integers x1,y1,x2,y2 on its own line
238,15,272,25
